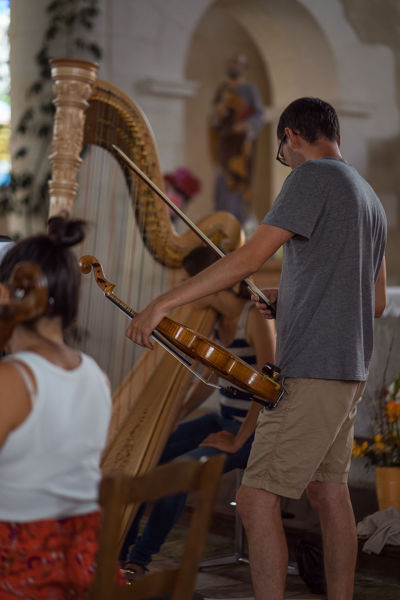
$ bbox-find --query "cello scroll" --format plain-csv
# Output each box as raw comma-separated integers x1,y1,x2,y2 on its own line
0,263,48,349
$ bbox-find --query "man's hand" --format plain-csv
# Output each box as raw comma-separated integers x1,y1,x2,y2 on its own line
125,300,167,349
199,430,239,454
251,288,278,320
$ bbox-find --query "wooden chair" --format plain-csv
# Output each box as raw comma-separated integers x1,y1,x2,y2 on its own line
89,454,225,600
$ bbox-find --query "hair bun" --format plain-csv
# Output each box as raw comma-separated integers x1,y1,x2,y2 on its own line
47,214,86,247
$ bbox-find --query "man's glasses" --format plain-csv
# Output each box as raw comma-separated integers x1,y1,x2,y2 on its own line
276,135,289,167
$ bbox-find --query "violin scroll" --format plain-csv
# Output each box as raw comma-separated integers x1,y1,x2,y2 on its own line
79,255,116,295
79,254,96,275
0,262,48,349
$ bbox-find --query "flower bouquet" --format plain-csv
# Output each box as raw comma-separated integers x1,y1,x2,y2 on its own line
353,375,400,467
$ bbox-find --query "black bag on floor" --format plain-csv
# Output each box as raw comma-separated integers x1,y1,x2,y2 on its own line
296,539,326,595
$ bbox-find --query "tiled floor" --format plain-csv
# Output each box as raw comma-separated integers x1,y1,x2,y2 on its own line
149,524,400,599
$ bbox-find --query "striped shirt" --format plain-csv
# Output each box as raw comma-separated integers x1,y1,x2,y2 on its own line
217,301,256,422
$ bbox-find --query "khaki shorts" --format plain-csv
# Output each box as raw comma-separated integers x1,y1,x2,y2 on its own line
242,378,365,499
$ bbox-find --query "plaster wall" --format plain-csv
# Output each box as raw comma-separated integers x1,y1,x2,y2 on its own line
9,0,49,215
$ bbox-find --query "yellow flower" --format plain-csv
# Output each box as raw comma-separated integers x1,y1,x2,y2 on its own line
352,440,365,457
385,401,397,417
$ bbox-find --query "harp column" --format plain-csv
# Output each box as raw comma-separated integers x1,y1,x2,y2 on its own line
48,59,98,218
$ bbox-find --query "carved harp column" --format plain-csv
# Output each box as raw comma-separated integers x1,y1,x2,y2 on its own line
48,59,98,217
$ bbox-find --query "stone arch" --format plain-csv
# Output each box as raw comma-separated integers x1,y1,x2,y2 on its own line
183,0,339,223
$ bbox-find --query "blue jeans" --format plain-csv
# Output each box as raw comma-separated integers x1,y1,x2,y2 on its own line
120,412,253,567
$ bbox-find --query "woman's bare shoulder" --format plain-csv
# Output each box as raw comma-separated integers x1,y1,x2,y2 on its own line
0,360,34,445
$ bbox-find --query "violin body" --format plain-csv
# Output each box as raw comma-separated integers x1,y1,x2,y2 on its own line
80,255,282,403
156,316,280,400
0,263,48,350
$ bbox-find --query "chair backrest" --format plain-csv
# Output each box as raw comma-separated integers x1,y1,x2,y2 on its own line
90,454,225,600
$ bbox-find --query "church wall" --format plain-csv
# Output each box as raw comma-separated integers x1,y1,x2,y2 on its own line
9,0,48,142
9,0,49,233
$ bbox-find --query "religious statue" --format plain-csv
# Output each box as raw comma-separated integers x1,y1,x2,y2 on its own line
209,53,266,232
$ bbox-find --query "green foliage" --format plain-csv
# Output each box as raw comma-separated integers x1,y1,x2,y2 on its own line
2,0,102,220
353,375,400,467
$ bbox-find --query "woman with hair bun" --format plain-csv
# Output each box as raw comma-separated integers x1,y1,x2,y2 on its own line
0,216,113,598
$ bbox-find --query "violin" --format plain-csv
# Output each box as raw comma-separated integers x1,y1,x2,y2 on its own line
0,262,48,350
79,255,282,403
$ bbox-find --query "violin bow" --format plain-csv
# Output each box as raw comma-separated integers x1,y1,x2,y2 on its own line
112,144,276,313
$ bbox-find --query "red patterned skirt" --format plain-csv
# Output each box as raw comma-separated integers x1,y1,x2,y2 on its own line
0,511,102,599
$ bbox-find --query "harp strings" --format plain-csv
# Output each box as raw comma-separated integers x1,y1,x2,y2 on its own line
72,92,173,400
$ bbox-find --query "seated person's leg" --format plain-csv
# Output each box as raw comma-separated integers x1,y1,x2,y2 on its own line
122,414,248,576
119,502,146,561
121,412,229,572
159,412,226,463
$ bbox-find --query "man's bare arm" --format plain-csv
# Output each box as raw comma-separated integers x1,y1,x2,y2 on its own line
126,224,293,348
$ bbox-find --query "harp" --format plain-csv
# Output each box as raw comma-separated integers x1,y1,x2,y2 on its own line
48,59,242,537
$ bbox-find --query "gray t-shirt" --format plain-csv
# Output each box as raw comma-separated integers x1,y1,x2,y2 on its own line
263,158,387,380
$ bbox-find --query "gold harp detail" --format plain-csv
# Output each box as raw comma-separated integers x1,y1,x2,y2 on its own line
48,58,242,543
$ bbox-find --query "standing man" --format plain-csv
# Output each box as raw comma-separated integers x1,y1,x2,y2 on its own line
126,97,387,600
209,53,265,233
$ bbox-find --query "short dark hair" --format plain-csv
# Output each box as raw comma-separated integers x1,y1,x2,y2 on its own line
182,245,250,299
277,97,340,144
0,215,86,329
182,245,219,277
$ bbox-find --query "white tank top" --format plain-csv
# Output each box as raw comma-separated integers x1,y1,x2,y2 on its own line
0,351,111,522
